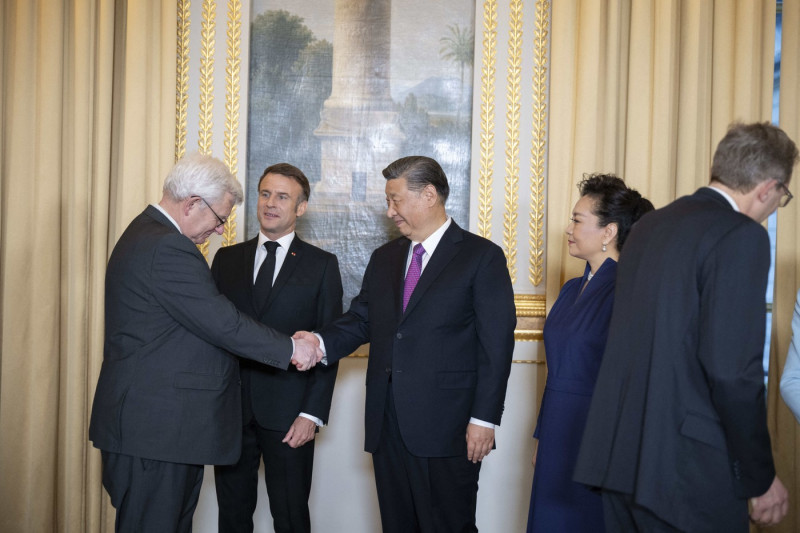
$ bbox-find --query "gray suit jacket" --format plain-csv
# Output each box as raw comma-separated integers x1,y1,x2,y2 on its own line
89,206,293,465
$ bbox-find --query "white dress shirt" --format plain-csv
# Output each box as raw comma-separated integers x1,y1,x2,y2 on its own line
153,204,181,231
706,185,740,211
253,231,295,284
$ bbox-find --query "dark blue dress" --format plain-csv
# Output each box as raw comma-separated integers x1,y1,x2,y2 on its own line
526,258,616,532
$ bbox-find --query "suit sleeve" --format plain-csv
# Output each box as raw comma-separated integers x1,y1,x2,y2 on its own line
469,243,516,425
318,251,376,364
152,233,293,369
697,222,775,498
300,254,344,423
210,247,223,286
780,290,800,424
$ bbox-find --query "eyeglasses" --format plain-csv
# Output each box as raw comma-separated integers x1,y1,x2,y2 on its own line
778,182,793,208
195,196,227,228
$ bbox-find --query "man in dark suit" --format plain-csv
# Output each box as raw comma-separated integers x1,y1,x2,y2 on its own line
574,122,798,531
296,156,516,532
89,153,322,532
212,163,342,533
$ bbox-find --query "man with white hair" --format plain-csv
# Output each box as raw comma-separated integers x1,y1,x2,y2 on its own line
90,153,322,532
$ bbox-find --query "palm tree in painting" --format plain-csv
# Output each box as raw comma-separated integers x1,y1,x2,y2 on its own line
439,24,474,120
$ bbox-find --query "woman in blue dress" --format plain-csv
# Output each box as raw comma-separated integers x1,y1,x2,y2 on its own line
526,174,653,532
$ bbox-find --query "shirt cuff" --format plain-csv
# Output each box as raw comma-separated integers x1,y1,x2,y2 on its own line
469,417,495,429
299,412,324,427
313,333,328,365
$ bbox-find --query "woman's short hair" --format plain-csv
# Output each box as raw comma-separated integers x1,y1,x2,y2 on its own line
578,173,654,252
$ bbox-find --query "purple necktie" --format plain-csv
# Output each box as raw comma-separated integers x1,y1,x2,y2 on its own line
403,244,425,312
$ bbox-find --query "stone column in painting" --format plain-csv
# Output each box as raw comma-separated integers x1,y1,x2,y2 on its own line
314,0,404,200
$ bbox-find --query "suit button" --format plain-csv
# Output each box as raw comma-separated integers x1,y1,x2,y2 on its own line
396,333,402,339
385,367,392,375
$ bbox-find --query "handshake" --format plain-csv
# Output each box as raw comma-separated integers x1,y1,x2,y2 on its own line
289,331,323,371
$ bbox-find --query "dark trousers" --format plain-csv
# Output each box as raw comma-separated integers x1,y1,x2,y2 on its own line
215,419,314,533
101,451,203,533
602,491,683,533
372,384,481,533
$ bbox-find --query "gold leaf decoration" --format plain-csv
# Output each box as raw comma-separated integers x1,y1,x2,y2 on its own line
503,0,523,282
222,0,242,247
529,0,550,286
198,0,215,155
478,0,498,239
196,0,216,258
175,0,190,161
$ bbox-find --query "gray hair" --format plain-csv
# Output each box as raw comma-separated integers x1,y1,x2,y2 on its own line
711,122,798,193
163,152,244,204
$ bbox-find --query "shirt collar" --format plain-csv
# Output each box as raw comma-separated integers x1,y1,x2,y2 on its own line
152,204,182,232
257,231,295,250
706,186,740,212
410,217,451,256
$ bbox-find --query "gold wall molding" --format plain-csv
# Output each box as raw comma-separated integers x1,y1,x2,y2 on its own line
477,0,498,239
514,293,545,341
503,0,523,283
221,0,243,247
528,0,549,287
198,0,216,155
196,0,217,258
176,0,190,161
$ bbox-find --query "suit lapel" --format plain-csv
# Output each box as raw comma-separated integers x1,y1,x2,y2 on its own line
244,238,264,313
265,237,303,310
392,239,412,321
401,222,463,320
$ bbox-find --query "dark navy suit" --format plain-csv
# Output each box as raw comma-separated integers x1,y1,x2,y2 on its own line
211,235,342,533
318,220,516,531
575,188,776,532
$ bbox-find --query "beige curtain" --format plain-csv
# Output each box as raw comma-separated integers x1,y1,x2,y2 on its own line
546,0,775,301
0,0,175,531
546,0,797,529
768,1,800,532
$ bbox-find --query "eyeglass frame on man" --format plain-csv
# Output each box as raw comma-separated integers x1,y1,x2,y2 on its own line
194,195,228,228
777,181,793,208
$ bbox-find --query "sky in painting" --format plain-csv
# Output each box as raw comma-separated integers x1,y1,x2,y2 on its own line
250,0,475,98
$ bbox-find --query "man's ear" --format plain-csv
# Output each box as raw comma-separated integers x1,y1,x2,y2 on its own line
423,184,438,205
295,200,308,218
756,179,778,203
183,196,201,217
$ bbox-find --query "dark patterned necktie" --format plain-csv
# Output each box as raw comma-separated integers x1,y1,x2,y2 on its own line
403,244,425,312
254,241,279,309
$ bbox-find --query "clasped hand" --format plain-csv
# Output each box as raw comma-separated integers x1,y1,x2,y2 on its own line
750,476,788,527
290,332,322,371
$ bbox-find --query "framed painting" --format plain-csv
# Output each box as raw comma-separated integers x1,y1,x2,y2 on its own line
245,0,476,303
